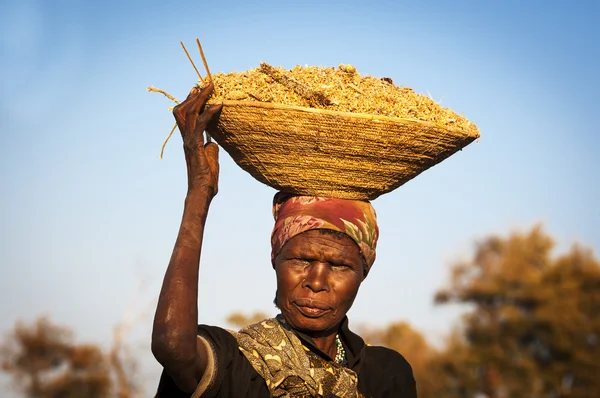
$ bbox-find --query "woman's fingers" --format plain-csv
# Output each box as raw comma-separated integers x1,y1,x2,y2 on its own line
187,103,221,147
173,88,198,127
196,103,222,132
195,82,215,108
173,82,214,130
185,82,214,129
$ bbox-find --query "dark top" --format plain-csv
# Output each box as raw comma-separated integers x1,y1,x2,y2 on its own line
156,318,417,398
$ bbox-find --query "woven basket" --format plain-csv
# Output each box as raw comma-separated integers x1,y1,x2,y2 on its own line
206,100,480,200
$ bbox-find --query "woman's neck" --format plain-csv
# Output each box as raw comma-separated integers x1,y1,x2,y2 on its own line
311,332,338,359
278,314,342,360
303,327,339,358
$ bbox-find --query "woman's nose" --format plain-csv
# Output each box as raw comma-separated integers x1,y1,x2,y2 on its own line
302,262,330,292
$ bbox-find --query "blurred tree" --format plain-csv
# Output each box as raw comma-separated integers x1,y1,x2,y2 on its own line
226,311,270,329
0,317,138,398
435,225,600,398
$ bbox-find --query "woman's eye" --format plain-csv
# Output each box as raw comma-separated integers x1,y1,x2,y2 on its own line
332,263,349,269
289,258,309,265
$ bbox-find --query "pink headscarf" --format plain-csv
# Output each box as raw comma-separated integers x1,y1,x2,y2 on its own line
271,192,379,274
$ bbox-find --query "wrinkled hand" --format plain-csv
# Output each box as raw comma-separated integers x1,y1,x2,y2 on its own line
172,82,222,198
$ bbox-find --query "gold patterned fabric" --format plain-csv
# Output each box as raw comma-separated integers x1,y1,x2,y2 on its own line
229,316,360,398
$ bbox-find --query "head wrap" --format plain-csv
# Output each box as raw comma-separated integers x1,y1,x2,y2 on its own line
271,192,379,274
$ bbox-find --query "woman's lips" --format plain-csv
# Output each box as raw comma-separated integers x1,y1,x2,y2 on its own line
293,299,332,318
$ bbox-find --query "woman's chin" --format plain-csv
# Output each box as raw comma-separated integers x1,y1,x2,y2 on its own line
284,308,337,333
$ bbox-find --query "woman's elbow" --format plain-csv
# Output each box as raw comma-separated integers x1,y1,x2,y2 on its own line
151,329,195,368
151,333,169,364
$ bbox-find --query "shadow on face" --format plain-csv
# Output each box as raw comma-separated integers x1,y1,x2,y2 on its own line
273,229,365,335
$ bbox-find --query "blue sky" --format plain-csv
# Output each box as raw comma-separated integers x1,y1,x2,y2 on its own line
1,0,598,394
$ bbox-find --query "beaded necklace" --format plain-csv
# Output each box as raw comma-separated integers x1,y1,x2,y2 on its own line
334,334,346,364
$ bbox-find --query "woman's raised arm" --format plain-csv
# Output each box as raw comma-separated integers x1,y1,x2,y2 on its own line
151,83,222,393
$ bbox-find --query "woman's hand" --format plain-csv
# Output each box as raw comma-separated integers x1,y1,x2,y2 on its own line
172,82,223,198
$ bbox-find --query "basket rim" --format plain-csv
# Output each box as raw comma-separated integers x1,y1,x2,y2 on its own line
209,100,481,139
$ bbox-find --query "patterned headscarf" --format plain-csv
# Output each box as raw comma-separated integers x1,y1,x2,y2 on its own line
271,192,379,274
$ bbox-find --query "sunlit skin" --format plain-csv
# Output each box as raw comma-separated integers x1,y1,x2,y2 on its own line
152,84,367,392
274,229,365,359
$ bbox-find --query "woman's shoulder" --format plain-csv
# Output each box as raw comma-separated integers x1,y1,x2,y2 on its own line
156,323,270,398
197,324,238,344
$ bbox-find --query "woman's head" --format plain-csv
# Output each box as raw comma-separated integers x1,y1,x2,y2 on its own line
270,193,379,332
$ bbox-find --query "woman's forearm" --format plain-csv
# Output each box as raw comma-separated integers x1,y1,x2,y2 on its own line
152,189,212,381
151,82,221,392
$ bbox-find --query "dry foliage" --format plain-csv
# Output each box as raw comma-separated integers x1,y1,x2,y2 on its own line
434,225,600,398
207,63,474,132
0,317,139,398
226,312,271,329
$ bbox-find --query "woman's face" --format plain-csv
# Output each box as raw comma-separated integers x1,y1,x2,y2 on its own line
274,229,365,334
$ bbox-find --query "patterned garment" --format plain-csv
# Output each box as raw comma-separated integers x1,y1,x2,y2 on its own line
271,193,379,273
229,315,360,398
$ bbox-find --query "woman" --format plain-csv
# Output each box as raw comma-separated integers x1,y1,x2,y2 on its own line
152,83,417,397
